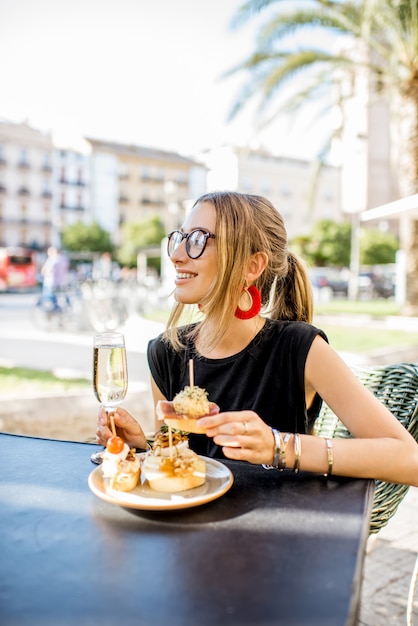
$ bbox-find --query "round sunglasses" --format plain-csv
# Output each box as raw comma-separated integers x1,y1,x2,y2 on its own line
167,228,215,259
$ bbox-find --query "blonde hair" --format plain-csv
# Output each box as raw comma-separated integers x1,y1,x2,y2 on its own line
164,191,313,351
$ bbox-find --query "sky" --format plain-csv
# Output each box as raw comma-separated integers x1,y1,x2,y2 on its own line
0,0,332,159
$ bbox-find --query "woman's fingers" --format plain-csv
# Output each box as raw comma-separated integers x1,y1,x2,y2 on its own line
199,410,249,430
96,407,146,448
96,410,113,444
199,410,275,465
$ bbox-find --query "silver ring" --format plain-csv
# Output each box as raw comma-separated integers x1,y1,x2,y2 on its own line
243,421,249,435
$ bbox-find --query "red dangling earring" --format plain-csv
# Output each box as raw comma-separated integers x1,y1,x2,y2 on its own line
234,284,261,320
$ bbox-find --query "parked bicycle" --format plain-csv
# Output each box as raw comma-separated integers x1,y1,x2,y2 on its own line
81,276,169,332
81,279,130,332
31,275,171,333
32,283,85,332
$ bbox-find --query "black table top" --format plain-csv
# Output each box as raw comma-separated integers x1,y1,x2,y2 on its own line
0,433,374,626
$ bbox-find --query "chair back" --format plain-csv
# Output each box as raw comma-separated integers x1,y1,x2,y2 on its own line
313,362,418,534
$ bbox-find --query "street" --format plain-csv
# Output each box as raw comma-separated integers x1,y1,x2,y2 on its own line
0,291,164,384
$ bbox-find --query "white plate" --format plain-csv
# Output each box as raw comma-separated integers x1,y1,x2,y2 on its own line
88,455,234,511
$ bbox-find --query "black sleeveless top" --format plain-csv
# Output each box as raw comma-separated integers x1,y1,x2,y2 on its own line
147,318,328,459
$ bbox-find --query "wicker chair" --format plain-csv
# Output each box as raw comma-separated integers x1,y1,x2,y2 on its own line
314,362,418,625
313,362,418,534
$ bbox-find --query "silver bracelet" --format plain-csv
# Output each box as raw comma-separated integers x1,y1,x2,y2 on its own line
292,433,301,474
262,429,290,471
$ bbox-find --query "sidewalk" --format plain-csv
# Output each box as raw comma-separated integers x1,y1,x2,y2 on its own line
360,486,418,626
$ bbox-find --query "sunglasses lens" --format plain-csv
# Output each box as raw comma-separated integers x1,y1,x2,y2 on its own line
187,230,207,259
168,231,183,256
167,229,212,259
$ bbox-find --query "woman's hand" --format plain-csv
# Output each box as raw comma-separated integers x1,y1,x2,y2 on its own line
96,407,148,450
198,410,275,465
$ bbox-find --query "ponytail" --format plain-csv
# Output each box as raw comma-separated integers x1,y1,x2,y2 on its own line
266,252,313,323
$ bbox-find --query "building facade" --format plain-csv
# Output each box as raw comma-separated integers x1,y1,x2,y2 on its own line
0,120,54,249
54,143,91,234
199,145,342,240
87,138,207,243
0,121,208,251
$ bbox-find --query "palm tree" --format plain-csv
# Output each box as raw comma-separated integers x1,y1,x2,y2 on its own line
227,0,418,313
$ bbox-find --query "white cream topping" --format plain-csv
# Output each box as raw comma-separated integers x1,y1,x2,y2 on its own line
102,442,130,477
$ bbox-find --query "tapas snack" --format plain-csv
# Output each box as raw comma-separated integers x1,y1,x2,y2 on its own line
101,435,140,492
157,385,219,434
142,429,206,493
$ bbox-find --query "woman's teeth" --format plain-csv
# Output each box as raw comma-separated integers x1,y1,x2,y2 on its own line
177,273,194,279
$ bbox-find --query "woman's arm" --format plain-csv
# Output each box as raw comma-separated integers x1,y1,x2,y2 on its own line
199,336,418,486
303,335,418,484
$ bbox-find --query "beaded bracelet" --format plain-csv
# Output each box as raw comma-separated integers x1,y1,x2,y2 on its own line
325,438,333,476
292,433,301,474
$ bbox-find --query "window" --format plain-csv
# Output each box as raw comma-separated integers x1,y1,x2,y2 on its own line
42,152,52,171
119,163,129,179
141,166,151,180
77,192,84,210
42,179,52,198
18,148,30,168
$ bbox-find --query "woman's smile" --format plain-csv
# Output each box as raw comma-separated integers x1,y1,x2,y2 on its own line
175,271,197,281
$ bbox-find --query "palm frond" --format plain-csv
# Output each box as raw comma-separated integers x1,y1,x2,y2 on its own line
230,0,291,29
258,7,363,46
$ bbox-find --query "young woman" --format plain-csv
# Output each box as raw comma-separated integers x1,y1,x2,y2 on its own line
96,191,418,485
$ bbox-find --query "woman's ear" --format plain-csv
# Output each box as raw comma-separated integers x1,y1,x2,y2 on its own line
247,252,268,282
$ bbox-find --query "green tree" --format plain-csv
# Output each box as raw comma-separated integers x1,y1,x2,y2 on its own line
117,216,165,270
360,228,399,265
228,0,418,312
61,221,113,253
293,219,351,267
293,220,399,267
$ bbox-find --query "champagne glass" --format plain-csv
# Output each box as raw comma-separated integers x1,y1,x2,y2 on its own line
90,331,128,464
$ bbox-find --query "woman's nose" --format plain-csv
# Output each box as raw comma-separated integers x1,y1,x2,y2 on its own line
170,240,187,262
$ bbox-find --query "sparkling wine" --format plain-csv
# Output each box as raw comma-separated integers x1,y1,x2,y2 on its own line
93,345,128,409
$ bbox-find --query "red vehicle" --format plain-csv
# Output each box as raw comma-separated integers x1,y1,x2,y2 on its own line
0,247,39,291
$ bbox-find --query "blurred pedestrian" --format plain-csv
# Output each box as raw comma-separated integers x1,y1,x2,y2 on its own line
41,246,69,307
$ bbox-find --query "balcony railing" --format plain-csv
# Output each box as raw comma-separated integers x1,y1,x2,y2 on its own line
0,216,51,226
141,175,164,183
59,204,85,211
59,178,86,186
